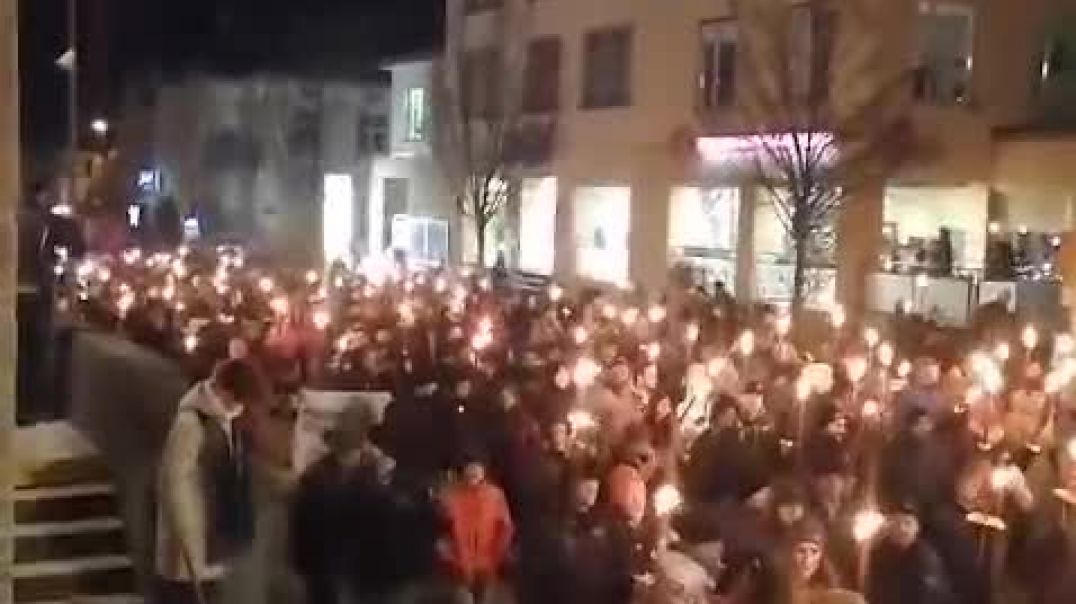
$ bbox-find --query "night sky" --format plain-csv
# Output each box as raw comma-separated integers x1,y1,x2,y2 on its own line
20,0,442,174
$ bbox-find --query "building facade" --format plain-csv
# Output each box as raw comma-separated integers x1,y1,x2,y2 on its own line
447,0,1076,309
125,73,390,266
367,58,455,266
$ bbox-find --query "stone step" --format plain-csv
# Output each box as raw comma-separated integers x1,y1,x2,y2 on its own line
18,458,112,491
16,489,119,526
13,556,134,604
16,520,128,565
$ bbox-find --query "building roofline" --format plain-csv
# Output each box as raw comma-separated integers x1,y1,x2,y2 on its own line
379,49,441,69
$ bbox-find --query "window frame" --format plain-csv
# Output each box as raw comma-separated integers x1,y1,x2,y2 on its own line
403,87,428,142
699,18,740,110
580,25,634,110
915,1,976,105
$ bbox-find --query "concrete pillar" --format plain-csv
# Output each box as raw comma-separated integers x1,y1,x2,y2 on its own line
837,178,885,316
0,0,17,601
552,174,576,283
734,185,758,301
630,166,673,295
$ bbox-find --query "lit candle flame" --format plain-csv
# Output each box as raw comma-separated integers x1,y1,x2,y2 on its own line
313,309,331,331
852,509,887,543
864,327,880,349
548,284,563,302
259,277,275,294
738,330,755,357
877,342,895,368
653,484,683,517
183,333,199,354
685,323,700,344
572,326,589,346
995,342,1011,362
1022,325,1039,351
572,357,601,388
647,305,667,324
270,296,289,316
567,409,597,432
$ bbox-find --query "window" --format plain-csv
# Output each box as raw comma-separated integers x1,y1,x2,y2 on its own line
700,20,739,109
916,3,975,105
523,37,562,113
581,26,633,109
788,6,837,103
575,186,631,285
463,47,502,118
391,215,450,264
404,87,428,142
357,113,388,155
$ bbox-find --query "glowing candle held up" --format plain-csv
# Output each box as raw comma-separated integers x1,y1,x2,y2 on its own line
567,409,597,432
653,484,683,517
851,509,887,543
259,277,275,294
621,307,639,327
1022,325,1039,351
572,357,601,389
646,342,662,363
183,333,199,354
864,327,880,349
573,326,589,346
270,296,289,316
305,270,319,285
548,284,563,302
602,304,618,321
877,342,895,368
738,330,755,357
684,322,700,344
313,309,331,331
995,342,1011,362
647,305,667,324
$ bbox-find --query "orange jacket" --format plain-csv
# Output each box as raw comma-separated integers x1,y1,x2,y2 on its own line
440,481,514,580
606,463,647,525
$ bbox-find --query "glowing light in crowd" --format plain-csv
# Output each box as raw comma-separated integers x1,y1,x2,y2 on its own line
621,307,639,326
116,292,135,317
121,248,141,265
864,327,880,349
897,360,912,379
1022,325,1039,351
96,266,112,283
471,331,493,351
845,356,868,384
829,304,846,329
861,399,881,420
259,277,275,294
851,509,886,543
50,204,73,217
685,323,700,344
646,342,662,363
571,325,591,346
313,309,331,331
305,270,319,285
1066,437,1076,461
991,465,1020,492
653,484,683,517
567,409,597,432
738,330,755,357
877,342,895,368
183,333,199,354
707,357,727,379
270,296,289,316
478,277,491,291
648,305,667,324
995,342,1011,362
572,357,601,388
548,284,563,302
602,304,618,321
1057,333,1075,356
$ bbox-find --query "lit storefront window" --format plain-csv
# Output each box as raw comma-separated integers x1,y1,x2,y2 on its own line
575,186,630,286
520,177,557,275
323,174,355,266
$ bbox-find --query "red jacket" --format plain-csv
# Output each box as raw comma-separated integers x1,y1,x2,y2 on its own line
440,481,514,580
606,463,647,525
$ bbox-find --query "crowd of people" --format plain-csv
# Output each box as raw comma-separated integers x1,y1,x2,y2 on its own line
55,244,1076,603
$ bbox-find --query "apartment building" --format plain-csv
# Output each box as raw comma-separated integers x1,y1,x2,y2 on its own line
448,0,1076,307
367,57,455,266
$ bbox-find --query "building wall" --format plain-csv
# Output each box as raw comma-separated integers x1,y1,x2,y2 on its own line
148,74,389,265
448,0,1076,291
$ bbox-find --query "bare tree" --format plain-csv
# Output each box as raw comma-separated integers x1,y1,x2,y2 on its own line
729,0,922,313
434,0,531,267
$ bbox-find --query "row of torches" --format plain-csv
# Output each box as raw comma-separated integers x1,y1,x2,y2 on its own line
54,245,1076,562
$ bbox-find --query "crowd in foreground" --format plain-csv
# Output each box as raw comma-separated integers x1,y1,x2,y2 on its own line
54,246,1076,603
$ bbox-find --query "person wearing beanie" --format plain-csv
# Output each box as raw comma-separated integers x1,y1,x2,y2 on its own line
784,518,866,604
867,501,954,604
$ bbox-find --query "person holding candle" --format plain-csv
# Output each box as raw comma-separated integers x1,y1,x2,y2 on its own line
866,501,954,604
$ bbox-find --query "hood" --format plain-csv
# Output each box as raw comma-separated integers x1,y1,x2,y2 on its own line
178,380,238,422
